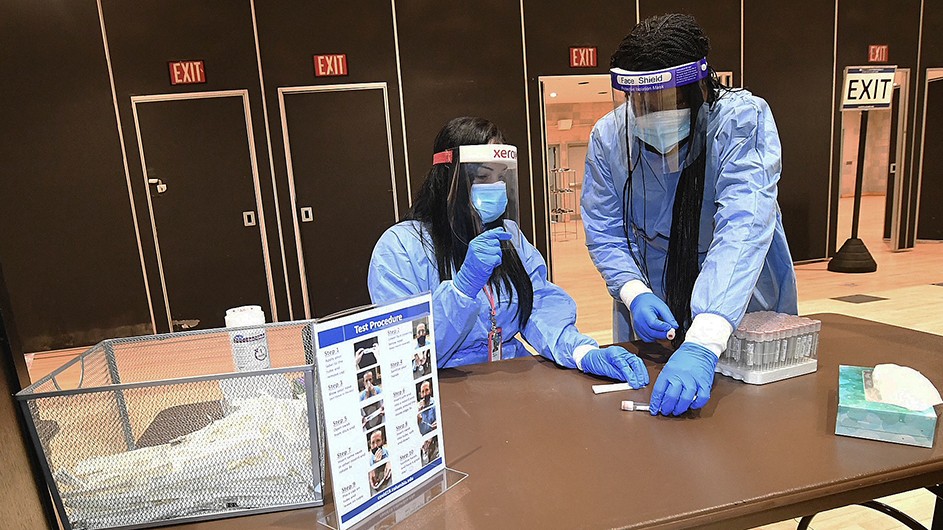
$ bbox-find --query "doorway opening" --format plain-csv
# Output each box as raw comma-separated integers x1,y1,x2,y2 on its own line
835,69,910,254
538,74,612,342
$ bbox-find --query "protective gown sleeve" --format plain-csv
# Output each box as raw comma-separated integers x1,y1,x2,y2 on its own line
367,225,479,363
581,119,647,299
691,97,781,328
515,230,597,369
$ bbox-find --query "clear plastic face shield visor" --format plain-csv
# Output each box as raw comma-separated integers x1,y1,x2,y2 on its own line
433,143,521,245
610,57,710,173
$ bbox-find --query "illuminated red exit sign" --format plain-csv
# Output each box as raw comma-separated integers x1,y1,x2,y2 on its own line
314,54,348,77
168,60,206,85
868,44,889,63
570,47,597,68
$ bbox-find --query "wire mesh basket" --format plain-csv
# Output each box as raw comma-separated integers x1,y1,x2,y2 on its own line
16,321,326,530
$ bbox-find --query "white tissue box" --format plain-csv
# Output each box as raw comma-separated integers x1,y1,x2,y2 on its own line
836,365,938,448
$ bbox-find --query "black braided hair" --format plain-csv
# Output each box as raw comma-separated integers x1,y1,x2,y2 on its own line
611,13,726,346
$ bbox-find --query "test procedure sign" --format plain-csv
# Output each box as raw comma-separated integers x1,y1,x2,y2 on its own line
841,65,896,110
313,293,444,528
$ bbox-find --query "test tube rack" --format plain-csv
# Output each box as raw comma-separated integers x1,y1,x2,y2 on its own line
716,311,821,385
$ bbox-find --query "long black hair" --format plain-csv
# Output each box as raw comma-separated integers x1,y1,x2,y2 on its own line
408,117,533,327
611,13,727,345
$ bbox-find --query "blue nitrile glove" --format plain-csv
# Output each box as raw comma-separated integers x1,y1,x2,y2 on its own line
629,293,679,342
649,342,719,416
452,228,512,298
580,346,649,388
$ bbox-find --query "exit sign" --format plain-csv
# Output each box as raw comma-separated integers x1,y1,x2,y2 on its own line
841,66,896,110
314,54,348,77
868,44,889,63
569,47,597,68
168,60,206,85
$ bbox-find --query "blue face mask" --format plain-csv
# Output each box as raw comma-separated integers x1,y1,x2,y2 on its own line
633,109,691,154
471,182,508,223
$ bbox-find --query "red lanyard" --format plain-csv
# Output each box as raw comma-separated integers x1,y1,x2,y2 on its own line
483,285,497,323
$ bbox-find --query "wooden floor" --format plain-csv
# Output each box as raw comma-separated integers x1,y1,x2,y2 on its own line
549,195,942,529
27,196,941,529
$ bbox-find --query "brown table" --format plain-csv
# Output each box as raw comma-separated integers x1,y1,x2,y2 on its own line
174,313,943,529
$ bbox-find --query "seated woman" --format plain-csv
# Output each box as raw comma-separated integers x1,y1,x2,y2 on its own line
367,117,648,386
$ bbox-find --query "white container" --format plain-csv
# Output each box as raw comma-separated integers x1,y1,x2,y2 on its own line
221,306,290,408
225,305,270,372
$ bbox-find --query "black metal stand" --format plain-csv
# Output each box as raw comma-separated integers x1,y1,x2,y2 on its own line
796,485,943,530
929,484,943,530
829,109,878,273
798,501,924,530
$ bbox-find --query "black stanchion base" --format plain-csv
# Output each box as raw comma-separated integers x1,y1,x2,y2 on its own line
828,237,877,273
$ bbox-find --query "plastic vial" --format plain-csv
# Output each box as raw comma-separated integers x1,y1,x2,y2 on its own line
620,400,650,412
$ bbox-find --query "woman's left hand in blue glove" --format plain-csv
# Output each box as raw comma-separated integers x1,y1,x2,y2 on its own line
580,346,649,389
649,342,718,416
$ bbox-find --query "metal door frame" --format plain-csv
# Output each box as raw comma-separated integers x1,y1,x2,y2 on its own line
536,73,610,280
888,69,910,250
277,82,398,319
130,89,277,330
538,79,553,277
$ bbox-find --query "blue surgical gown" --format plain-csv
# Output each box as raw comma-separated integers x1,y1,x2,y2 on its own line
368,220,596,368
582,89,798,343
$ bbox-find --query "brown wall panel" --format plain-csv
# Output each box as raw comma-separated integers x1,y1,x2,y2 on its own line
745,0,834,261
395,0,533,239
913,3,943,244
253,0,407,319
0,0,152,351
639,0,741,85
916,79,943,239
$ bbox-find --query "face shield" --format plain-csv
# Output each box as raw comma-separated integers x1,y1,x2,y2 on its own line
610,57,710,173
434,143,521,246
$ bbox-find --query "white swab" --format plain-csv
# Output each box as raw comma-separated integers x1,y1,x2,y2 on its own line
592,382,631,394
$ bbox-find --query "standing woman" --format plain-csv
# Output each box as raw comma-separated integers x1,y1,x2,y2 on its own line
369,117,648,386
582,14,798,416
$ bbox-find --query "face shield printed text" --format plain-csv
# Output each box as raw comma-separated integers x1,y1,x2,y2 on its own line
456,144,518,167
610,58,709,94
616,71,673,88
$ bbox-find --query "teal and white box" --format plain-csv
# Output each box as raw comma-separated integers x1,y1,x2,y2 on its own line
836,365,938,448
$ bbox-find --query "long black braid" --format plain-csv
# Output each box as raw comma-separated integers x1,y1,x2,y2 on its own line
611,13,728,346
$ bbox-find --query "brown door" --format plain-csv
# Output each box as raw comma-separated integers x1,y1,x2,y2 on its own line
280,85,398,318
134,91,274,330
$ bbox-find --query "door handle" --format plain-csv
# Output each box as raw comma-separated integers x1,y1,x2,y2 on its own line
148,178,167,194
889,163,896,174
300,207,314,223
243,211,257,227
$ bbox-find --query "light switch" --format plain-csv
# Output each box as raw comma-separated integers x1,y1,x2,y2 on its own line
301,207,314,223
